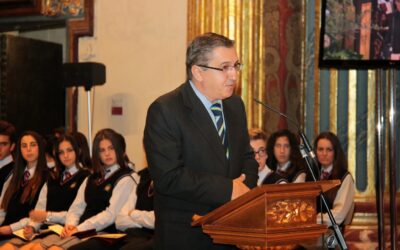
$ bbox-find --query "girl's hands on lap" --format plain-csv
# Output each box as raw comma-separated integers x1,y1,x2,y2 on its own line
61,224,78,238
23,225,35,240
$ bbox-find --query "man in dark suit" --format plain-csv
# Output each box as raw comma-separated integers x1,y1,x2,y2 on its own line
0,120,16,194
143,32,258,249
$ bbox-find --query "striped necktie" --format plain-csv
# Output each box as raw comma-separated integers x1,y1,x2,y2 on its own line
320,171,330,180
22,170,30,186
211,103,229,158
63,171,72,182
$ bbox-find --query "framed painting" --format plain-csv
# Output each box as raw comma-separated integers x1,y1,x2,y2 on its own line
0,0,42,16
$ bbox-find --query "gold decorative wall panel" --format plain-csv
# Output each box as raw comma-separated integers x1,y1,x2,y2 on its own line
328,69,337,133
188,0,265,128
188,0,305,135
188,0,400,247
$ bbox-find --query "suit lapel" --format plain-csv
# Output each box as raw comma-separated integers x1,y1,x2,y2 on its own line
181,83,227,166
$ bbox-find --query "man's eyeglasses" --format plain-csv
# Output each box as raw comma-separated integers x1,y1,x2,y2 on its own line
254,148,267,157
197,62,243,73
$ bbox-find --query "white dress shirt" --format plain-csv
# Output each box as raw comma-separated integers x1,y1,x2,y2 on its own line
0,155,13,169
116,172,155,231
257,165,272,186
26,165,81,231
317,173,355,226
277,161,306,183
65,164,135,232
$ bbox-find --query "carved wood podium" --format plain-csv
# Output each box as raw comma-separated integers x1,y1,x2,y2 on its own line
192,180,340,248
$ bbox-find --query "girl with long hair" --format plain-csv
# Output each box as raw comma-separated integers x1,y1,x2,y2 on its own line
314,131,355,226
0,131,48,237
27,129,134,250
266,129,306,183
0,133,91,249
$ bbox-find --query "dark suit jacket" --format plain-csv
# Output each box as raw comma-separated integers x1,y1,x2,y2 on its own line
0,161,14,195
143,82,258,249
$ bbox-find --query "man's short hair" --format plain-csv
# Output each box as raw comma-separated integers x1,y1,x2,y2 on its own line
186,32,235,80
0,120,16,143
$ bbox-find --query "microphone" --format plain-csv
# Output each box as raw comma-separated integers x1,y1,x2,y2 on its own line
253,99,299,129
299,145,318,181
254,98,349,250
253,98,320,175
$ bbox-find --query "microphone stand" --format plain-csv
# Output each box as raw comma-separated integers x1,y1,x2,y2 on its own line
253,99,320,175
254,98,348,250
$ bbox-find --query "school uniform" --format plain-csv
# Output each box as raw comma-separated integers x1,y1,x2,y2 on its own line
116,168,154,250
0,166,47,228
69,168,154,250
27,165,91,229
301,166,356,249
5,166,90,247
0,155,14,195
38,164,134,249
316,165,355,226
257,165,287,185
276,161,306,183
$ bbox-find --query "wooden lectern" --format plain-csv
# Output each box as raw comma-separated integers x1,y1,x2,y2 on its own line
192,180,340,248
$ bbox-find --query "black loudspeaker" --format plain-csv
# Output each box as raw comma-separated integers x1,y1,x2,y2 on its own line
0,34,65,136
63,62,106,90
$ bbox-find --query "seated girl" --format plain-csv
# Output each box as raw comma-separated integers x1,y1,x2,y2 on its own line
26,129,135,250
0,131,49,241
314,131,355,226
248,128,287,185
266,129,306,183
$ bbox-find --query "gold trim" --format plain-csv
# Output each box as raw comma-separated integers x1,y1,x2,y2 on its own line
364,70,376,196
347,70,357,192
257,0,265,128
266,199,315,225
329,69,338,133
187,0,265,129
43,0,84,16
314,0,321,136
300,0,306,127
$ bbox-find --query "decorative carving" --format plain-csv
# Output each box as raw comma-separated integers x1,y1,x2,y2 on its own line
267,199,314,225
43,0,83,16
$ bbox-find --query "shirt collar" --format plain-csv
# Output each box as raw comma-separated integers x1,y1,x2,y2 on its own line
65,164,78,175
278,161,291,172
322,164,333,174
0,155,13,169
189,80,222,110
257,164,272,186
104,163,120,179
